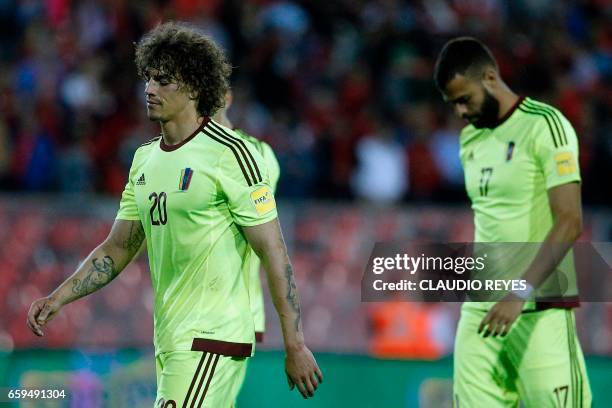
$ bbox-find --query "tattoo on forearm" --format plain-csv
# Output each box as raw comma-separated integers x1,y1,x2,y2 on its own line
122,222,145,253
72,256,117,297
285,263,302,332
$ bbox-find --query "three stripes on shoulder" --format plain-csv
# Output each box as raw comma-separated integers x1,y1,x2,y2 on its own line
204,121,263,187
518,100,569,148
136,122,263,187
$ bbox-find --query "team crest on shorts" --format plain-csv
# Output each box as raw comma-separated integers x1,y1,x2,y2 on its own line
179,168,194,191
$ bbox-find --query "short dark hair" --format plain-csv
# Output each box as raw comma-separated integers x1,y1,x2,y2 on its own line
135,21,231,117
434,37,498,90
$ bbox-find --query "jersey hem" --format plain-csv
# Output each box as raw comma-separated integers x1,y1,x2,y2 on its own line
191,338,252,357
546,177,581,190
235,214,278,227
115,215,141,221
534,295,580,310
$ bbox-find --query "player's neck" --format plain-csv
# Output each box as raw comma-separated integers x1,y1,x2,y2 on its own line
160,111,205,146
212,112,233,129
496,90,520,122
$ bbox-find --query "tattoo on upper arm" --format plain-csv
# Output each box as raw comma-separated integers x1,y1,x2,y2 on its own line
72,256,117,297
122,221,145,254
285,263,302,332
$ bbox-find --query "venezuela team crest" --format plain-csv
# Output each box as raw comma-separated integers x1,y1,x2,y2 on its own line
179,168,194,191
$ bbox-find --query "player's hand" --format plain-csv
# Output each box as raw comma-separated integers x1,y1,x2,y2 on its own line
285,344,323,399
27,296,62,337
478,294,525,338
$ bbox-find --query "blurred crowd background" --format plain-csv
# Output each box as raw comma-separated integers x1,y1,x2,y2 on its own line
0,0,610,205
2,198,611,356
2,198,612,406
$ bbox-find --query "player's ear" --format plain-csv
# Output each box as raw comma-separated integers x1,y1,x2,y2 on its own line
481,67,498,92
224,89,233,109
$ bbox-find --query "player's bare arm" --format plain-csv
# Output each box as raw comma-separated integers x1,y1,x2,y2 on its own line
27,219,145,337
243,219,323,399
479,182,582,337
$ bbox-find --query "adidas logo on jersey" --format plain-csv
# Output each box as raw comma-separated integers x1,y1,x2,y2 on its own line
136,174,146,185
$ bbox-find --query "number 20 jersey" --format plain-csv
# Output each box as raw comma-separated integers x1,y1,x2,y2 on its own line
116,118,278,356
459,97,581,308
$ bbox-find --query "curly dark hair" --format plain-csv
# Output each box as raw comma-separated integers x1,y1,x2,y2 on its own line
135,21,231,117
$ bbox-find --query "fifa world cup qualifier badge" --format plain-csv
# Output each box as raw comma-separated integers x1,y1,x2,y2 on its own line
554,152,576,175
250,186,276,215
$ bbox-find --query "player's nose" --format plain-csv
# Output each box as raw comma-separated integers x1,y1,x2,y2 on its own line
144,80,158,97
455,104,468,118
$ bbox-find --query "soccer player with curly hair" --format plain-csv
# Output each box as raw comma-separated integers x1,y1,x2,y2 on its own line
27,22,322,407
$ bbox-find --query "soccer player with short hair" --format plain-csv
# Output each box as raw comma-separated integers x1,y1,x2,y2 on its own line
435,37,591,407
27,22,321,407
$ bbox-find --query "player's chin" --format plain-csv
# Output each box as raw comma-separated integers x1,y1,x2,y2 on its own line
146,111,163,121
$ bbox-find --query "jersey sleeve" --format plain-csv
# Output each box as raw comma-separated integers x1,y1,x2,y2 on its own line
217,147,278,227
532,112,581,189
261,142,281,192
116,151,141,221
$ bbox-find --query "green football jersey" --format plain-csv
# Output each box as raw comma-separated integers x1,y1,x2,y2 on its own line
233,129,280,337
234,129,280,190
116,118,278,356
459,97,581,309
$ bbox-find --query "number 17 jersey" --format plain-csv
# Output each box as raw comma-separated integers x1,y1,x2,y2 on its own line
459,97,581,309
116,118,278,356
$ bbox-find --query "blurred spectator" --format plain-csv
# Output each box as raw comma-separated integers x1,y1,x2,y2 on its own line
429,113,465,200
0,0,609,205
368,300,452,359
351,120,408,204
